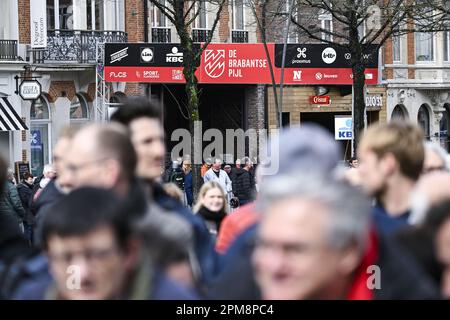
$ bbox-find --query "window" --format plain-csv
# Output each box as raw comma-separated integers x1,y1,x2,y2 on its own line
194,0,207,29
415,0,434,62
320,1,333,42
415,32,434,62
391,104,408,120
70,94,90,129
153,0,166,27
233,0,244,30
46,0,74,30
444,3,450,62
392,35,401,63
70,94,89,119
444,31,450,62
287,1,299,43
392,14,401,63
322,19,333,42
418,104,430,139
30,96,51,177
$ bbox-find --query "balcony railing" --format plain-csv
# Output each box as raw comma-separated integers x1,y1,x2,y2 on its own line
152,27,171,43
32,30,127,64
232,30,248,43
0,40,19,60
192,28,211,43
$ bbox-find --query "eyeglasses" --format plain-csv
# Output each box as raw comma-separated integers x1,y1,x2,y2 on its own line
49,247,120,267
65,157,110,175
254,238,321,259
423,166,446,174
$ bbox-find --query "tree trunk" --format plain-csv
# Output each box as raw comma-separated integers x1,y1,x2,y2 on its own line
183,47,202,200
352,62,366,154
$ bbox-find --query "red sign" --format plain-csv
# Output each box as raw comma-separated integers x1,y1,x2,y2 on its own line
309,95,330,105
104,43,378,85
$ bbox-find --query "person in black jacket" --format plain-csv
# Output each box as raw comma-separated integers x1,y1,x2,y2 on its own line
232,157,256,207
17,172,35,244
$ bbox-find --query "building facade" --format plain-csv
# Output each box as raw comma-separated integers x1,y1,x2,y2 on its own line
1,0,127,177
384,17,450,149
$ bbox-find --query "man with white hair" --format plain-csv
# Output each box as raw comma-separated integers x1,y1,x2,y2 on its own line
253,173,439,299
409,171,450,225
423,142,449,174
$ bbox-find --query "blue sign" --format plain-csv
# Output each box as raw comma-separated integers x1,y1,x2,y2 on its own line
30,130,41,146
335,116,353,140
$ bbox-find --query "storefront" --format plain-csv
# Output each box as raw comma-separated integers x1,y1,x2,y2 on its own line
268,85,387,159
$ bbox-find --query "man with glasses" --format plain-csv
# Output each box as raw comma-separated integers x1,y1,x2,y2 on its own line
253,173,439,299
40,187,195,299
58,123,137,196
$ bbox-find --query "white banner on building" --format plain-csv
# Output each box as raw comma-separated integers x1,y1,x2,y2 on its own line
335,116,353,140
30,0,47,48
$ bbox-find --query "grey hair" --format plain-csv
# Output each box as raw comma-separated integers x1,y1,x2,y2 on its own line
43,164,55,174
258,172,371,253
424,141,450,170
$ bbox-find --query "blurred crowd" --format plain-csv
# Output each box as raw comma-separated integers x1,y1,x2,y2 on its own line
1,96,450,300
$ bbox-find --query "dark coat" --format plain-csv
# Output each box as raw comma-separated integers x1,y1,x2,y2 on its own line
231,168,255,201
17,181,34,225
32,180,64,248
152,183,218,283
184,171,193,206
0,181,25,224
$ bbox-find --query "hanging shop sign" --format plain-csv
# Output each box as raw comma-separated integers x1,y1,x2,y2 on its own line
19,80,42,100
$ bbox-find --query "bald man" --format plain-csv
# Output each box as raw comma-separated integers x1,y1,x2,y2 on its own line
58,123,137,196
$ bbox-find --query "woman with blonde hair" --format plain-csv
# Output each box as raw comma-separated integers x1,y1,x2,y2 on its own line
194,181,228,236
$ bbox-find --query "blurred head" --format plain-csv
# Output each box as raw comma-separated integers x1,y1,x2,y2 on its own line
224,165,231,174
111,97,165,181
409,171,450,225
413,200,450,299
194,181,227,214
423,142,449,175
42,188,139,300
162,183,184,203
235,159,241,168
242,157,253,170
59,124,136,195
22,172,34,185
205,158,212,167
43,164,56,179
258,124,340,181
182,158,191,173
253,173,371,300
349,156,359,168
6,168,14,182
358,121,424,197
212,158,222,171
52,126,79,177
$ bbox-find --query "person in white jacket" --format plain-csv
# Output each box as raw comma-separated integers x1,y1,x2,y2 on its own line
203,158,232,199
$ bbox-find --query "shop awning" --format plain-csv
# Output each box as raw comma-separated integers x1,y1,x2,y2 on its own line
0,97,28,131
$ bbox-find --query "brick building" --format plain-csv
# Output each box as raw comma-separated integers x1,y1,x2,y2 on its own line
139,0,265,161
